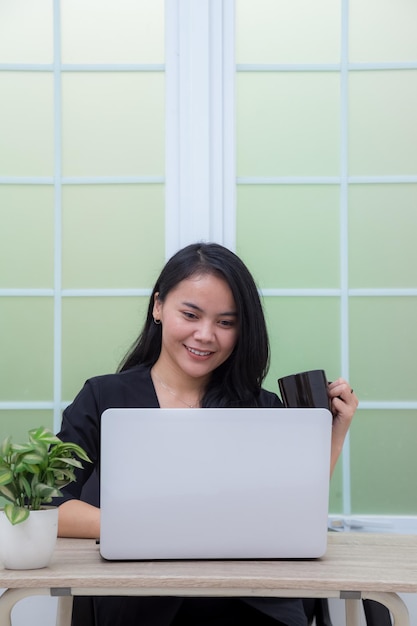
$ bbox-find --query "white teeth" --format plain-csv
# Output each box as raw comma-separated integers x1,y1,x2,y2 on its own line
188,347,211,356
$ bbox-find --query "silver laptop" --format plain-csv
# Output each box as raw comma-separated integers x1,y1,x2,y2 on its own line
100,407,332,560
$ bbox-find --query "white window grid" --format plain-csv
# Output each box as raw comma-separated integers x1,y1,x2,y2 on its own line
235,0,417,513
0,1,163,428
0,0,236,421
0,0,416,515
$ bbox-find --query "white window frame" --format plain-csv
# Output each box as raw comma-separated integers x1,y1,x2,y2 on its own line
165,0,236,257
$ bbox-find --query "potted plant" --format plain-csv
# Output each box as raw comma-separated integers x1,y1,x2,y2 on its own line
0,426,90,569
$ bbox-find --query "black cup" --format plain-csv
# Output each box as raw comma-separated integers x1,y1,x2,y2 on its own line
277,369,332,411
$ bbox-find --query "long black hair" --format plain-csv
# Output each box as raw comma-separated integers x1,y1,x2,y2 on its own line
118,242,270,407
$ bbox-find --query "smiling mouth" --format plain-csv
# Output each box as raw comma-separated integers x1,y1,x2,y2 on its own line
186,346,213,357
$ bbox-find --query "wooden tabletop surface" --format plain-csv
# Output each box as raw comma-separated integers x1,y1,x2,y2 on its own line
1,532,417,595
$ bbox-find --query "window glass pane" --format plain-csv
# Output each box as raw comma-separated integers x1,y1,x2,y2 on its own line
329,460,343,514
236,0,340,64
0,73,54,176
62,297,149,401
62,72,164,177
0,409,54,508
0,186,54,288
349,184,417,288
350,0,417,63
237,73,340,176
237,185,340,288
0,298,54,401
0,410,54,443
62,185,164,289
349,70,417,176
61,0,164,64
350,297,417,402
0,0,53,64
350,410,417,514
263,296,341,392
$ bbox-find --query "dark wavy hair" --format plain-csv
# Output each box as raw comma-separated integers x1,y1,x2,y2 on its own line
118,242,270,407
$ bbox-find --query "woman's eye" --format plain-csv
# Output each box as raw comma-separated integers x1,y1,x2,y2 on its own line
183,311,197,319
219,319,235,327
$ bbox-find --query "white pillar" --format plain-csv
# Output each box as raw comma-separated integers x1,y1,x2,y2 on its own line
165,0,236,258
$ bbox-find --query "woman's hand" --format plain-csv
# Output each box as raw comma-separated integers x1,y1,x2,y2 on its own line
328,378,359,475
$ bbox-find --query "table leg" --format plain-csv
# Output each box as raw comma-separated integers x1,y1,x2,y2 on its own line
56,596,73,626
345,598,362,626
0,588,51,626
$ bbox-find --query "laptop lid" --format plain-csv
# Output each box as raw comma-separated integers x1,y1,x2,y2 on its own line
100,407,332,560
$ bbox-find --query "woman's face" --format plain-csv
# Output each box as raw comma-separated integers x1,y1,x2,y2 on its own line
153,273,239,381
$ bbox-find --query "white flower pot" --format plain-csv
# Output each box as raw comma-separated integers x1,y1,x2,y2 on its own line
0,507,58,569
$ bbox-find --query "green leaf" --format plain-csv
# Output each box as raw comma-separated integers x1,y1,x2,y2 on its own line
0,468,13,486
4,503,30,525
0,436,12,457
33,483,62,499
55,443,91,463
51,456,83,469
18,452,45,465
29,427,60,446
10,442,34,453
49,467,76,480
0,484,18,502
54,476,76,488
15,460,40,474
18,475,32,499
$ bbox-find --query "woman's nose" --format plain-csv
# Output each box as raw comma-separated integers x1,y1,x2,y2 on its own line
194,321,215,341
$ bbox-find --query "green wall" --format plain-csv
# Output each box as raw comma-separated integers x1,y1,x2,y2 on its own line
235,0,417,514
1,0,417,516
0,0,166,454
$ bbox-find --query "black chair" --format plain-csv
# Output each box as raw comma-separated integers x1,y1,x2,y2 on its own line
303,598,333,625
363,599,392,626
303,597,392,626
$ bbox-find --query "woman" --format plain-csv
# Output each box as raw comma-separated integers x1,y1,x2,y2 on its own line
57,242,358,626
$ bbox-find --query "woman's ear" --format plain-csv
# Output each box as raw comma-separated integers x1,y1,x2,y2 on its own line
152,292,161,321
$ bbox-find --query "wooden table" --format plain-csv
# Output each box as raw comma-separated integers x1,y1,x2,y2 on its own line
1,532,416,625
